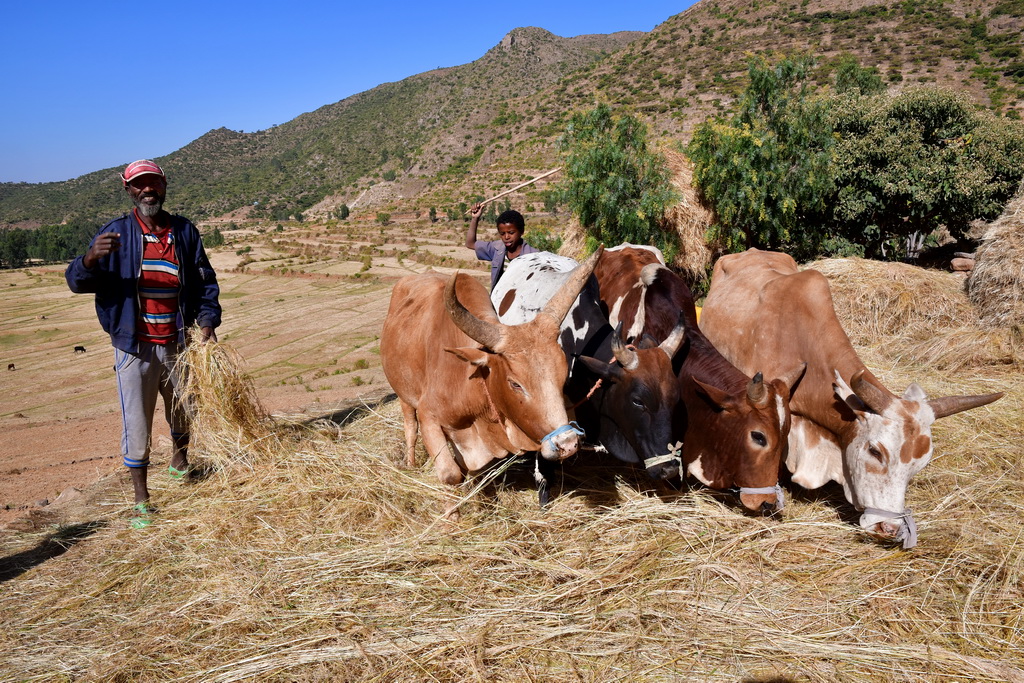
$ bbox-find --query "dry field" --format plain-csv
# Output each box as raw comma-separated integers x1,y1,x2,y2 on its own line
1,220,1022,681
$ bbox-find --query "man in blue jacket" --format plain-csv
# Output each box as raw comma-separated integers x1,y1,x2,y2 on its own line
66,160,221,526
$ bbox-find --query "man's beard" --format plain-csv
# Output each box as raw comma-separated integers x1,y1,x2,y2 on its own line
133,194,164,217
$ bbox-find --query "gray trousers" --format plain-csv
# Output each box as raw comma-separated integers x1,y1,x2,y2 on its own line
114,342,188,468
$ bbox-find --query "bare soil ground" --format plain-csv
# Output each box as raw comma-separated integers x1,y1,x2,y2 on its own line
0,216,484,528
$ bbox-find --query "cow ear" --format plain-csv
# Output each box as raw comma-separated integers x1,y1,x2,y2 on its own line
445,346,491,367
578,355,623,381
833,370,868,416
902,383,927,402
693,377,733,410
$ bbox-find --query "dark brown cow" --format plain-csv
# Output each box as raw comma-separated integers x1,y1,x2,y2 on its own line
380,249,601,490
595,244,804,513
700,249,1004,547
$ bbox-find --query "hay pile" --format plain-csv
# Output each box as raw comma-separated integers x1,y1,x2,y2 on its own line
810,257,1022,371
968,181,1024,328
558,147,715,285
180,338,279,468
660,146,715,283
0,272,1022,681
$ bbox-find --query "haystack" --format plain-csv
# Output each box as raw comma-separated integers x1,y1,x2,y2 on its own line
967,180,1024,327
809,257,1021,371
558,147,715,285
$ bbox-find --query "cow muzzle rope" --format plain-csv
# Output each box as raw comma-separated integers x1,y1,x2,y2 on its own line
861,507,918,549
540,422,585,458
644,441,683,476
738,484,786,511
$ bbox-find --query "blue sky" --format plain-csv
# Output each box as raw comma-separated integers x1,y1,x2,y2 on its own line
0,1,695,184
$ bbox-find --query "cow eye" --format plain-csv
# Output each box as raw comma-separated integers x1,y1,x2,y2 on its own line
631,397,645,410
751,431,767,447
868,445,883,461
509,379,524,393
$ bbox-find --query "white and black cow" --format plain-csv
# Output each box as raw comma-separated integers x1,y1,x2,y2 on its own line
492,252,686,502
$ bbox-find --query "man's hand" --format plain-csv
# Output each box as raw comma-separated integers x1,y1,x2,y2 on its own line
200,326,218,344
83,232,120,269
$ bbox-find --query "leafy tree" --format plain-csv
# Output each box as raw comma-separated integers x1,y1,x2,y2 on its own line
428,206,437,223
337,204,350,220
204,227,225,248
383,170,397,182
556,103,677,253
526,225,563,253
0,228,29,268
834,54,885,96
830,87,1024,257
688,55,834,258
542,191,559,215
376,212,391,226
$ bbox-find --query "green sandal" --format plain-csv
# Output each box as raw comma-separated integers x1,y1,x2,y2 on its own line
168,464,192,480
129,501,157,529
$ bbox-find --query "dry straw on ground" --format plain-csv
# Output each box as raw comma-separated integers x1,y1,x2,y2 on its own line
968,180,1024,328
1,264,1022,681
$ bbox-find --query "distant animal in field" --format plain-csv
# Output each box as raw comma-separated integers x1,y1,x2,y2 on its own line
74,346,86,354
7,363,14,371
37,315,46,320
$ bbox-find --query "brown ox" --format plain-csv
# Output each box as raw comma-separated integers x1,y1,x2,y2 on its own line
595,244,804,513
380,249,601,489
700,249,1004,547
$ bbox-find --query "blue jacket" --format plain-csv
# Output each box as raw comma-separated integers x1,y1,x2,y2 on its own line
65,212,222,354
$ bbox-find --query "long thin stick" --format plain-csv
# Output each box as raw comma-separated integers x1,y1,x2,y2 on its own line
469,167,562,212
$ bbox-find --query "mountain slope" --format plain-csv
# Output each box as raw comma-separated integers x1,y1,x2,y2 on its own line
1,0,1022,228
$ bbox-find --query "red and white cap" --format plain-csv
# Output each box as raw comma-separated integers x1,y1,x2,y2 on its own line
120,159,165,185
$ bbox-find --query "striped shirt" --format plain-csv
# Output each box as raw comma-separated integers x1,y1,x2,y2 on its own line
135,210,180,344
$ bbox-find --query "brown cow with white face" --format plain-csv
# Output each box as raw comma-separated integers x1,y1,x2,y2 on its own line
700,249,1004,547
380,249,601,488
595,244,804,513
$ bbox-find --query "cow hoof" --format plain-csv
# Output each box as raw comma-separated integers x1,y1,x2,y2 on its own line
442,505,462,523
537,482,550,508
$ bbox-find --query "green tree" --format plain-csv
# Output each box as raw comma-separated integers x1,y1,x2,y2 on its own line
428,206,437,223
526,225,563,253
337,204,350,220
376,212,391,226
0,228,29,269
831,87,1024,257
834,54,885,96
556,103,678,253
688,55,834,257
204,226,225,248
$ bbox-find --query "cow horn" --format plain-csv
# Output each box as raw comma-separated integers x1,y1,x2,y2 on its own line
659,312,687,359
611,322,639,370
929,392,1004,419
747,372,768,405
777,362,808,395
850,370,893,414
445,273,503,350
540,246,604,324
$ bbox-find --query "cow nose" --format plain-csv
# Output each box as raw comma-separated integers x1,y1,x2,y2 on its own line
542,431,579,461
739,491,779,513
872,520,902,540
539,423,583,461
